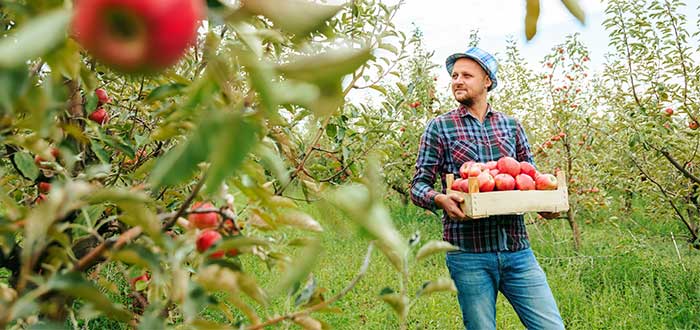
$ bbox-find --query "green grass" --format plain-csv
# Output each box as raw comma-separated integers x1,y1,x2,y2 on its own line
231,195,700,329
10,194,700,329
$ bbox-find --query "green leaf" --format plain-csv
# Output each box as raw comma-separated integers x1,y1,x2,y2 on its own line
204,115,259,195
379,292,408,318
253,142,290,186
415,240,459,262
241,0,344,36
277,211,323,232
47,272,131,322
278,48,373,86
90,140,111,164
146,83,187,103
149,116,221,189
13,151,38,180
370,85,388,95
525,0,540,41
0,10,71,68
416,277,457,297
273,238,321,296
561,0,586,24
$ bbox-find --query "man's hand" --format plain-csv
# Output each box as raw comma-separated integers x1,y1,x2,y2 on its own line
538,212,560,219
435,193,471,221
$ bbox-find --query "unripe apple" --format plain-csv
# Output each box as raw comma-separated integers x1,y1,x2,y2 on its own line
519,162,536,179
476,171,495,192
514,174,535,190
196,230,224,258
188,201,220,229
129,273,150,290
535,174,558,190
38,182,51,194
88,108,109,124
496,157,520,177
494,174,515,191
95,88,110,105
72,0,205,73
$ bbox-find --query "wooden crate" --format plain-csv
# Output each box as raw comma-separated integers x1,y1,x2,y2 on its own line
445,171,570,219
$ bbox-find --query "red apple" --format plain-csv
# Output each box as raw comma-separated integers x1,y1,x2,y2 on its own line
496,157,520,177
489,169,499,177
451,178,464,191
535,174,558,190
494,174,515,191
477,171,495,192
88,108,109,124
552,135,561,141
72,0,205,73
459,161,475,179
690,121,698,130
95,88,110,105
467,164,482,178
38,182,51,194
519,162,536,179
664,108,674,116
484,161,497,170
188,201,220,229
514,174,535,190
196,230,224,258
458,179,473,193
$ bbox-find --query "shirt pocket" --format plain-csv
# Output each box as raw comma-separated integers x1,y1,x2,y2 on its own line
450,139,479,165
494,131,516,158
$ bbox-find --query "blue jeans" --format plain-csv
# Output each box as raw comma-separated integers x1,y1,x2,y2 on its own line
445,248,564,329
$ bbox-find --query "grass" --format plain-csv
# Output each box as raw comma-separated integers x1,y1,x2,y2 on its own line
229,194,700,329
8,194,700,329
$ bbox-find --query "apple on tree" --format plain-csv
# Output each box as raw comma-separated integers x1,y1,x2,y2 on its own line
72,0,205,73
88,108,109,124
95,88,110,105
188,201,220,229
196,230,224,259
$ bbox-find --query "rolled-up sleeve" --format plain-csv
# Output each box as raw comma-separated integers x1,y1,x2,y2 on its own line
514,120,535,166
411,119,443,211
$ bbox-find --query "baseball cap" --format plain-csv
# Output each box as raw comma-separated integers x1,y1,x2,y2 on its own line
445,47,498,91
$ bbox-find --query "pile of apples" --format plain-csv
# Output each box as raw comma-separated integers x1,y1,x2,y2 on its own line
451,156,558,193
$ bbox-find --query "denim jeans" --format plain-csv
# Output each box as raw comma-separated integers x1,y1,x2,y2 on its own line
445,248,564,329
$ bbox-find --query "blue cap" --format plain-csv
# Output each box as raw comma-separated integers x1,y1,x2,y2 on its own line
446,47,498,91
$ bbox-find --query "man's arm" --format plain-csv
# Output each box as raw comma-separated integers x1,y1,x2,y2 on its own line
410,119,443,211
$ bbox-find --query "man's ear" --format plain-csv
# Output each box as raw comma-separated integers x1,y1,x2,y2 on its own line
485,76,492,90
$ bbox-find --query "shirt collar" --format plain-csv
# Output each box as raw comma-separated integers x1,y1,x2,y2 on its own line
457,103,494,119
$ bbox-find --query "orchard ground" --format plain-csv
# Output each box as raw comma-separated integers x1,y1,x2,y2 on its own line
29,192,699,330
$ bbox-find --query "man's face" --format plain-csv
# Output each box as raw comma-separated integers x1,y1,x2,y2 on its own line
451,58,491,106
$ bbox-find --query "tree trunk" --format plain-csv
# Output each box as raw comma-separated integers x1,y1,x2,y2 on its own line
567,209,581,250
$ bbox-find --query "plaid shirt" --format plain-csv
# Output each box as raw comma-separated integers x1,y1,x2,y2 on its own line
410,104,535,253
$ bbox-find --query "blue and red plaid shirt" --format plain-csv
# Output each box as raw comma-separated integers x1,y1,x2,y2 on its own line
410,104,535,253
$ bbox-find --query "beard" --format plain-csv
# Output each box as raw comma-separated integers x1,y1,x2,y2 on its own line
457,95,474,107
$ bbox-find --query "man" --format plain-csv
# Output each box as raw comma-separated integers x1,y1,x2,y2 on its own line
410,47,565,329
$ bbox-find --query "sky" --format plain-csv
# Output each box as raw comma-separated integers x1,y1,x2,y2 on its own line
346,0,699,102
